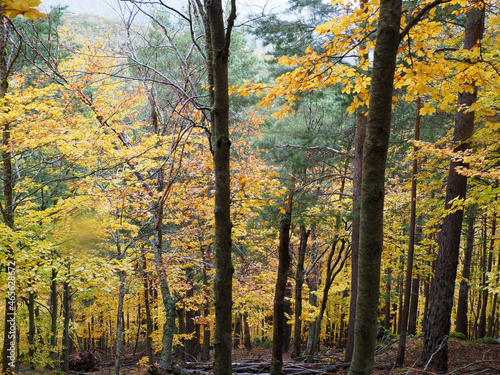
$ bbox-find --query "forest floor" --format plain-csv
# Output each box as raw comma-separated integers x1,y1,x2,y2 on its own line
18,337,500,375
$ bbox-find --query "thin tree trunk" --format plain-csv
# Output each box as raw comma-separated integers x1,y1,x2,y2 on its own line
143,260,154,363
478,217,489,338
233,314,242,349
1,15,16,375
243,312,252,352
28,289,36,369
114,268,126,375
292,226,310,358
488,251,500,337
270,179,295,375
348,0,402,371
396,97,421,366
420,1,484,370
62,274,71,371
384,269,392,330
50,269,58,365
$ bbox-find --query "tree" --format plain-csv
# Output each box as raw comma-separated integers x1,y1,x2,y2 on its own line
420,0,485,371
348,0,402,373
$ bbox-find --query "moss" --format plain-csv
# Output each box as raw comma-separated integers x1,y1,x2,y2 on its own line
474,337,499,345
449,331,467,340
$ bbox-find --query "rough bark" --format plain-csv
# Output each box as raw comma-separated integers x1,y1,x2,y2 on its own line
384,269,392,330
204,1,236,373
143,260,154,364
420,2,484,370
270,179,295,375
348,0,402,372
114,268,126,375
291,226,310,358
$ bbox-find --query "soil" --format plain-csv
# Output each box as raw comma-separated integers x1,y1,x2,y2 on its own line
18,338,500,374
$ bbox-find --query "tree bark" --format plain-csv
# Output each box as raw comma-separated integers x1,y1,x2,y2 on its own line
348,0,402,372
384,269,392,330
62,274,71,371
420,1,484,370
204,1,236,373
270,179,295,375
50,269,58,365
142,259,154,364
292,226,310,358
114,268,126,375
455,208,475,337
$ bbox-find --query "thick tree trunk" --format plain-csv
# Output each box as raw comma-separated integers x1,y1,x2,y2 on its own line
270,180,295,375
396,97,421,366
348,0,402,371
204,1,236,373
291,226,310,358
420,2,484,370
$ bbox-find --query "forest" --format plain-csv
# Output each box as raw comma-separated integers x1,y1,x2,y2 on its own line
0,0,499,374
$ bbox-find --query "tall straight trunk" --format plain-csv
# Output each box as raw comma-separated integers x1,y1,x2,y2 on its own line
479,216,495,337
114,270,126,375
62,276,71,371
1,16,15,375
142,261,154,363
292,226,310,358
28,290,36,369
488,251,500,337
185,270,199,359
384,269,392,330
396,97,421,366
408,275,420,336
204,1,236,373
348,0,402,372
270,180,295,375
50,269,58,365
233,314,242,349
345,14,368,362
305,270,319,356
420,2,484,370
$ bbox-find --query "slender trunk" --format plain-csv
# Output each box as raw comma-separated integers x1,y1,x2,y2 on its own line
408,275,420,336
143,261,154,363
455,209,475,337
478,217,489,338
1,16,15,375
306,240,348,362
270,179,295,375
114,268,126,375
420,2,484,370
384,269,392,330
204,1,236,373
133,304,141,356
488,251,500,337
28,290,36,369
291,226,310,358
50,269,58,364
396,98,421,365
348,0,402,371
185,268,198,359
62,275,71,371
305,270,319,356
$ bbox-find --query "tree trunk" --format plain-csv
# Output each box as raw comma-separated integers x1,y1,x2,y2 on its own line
488,251,500,337
270,179,295,375
1,15,16,375
62,276,71,371
478,217,490,338
50,269,58,365
233,314,242,349
408,275,420,336
204,1,236,373
420,1,484,370
396,98,421,366
143,260,154,364
291,226,310,358
114,269,126,375
243,312,252,352
348,0,402,371
306,239,348,362
28,290,36,369
384,269,392,330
